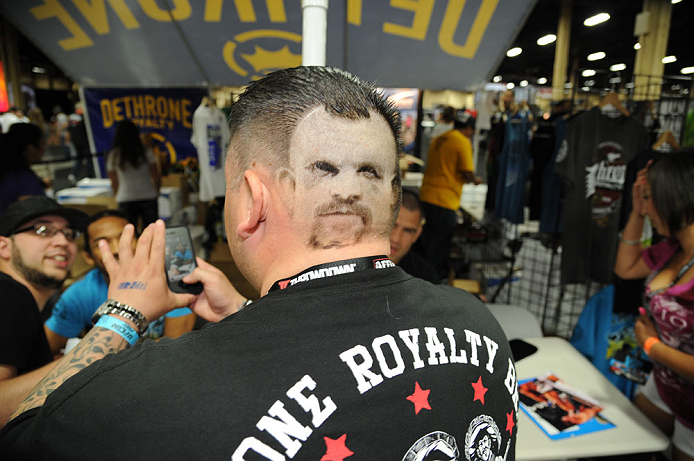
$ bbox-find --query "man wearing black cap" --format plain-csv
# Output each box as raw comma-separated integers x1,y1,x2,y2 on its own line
0,196,87,426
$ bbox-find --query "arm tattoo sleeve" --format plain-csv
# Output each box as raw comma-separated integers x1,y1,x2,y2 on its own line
10,326,129,420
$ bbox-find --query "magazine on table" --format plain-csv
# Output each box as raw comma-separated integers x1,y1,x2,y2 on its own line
519,373,615,440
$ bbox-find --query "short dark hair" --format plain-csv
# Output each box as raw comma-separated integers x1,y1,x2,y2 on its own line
83,209,129,255
227,66,402,191
648,148,694,235
401,188,424,222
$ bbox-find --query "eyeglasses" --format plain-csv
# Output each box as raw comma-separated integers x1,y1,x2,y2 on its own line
13,224,81,242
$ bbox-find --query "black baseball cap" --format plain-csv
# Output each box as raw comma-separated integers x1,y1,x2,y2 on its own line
0,196,89,237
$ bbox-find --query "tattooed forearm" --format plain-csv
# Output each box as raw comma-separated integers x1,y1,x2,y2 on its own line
10,326,129,420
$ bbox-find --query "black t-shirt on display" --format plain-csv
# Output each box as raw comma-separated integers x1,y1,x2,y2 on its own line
0,273,52,374
0,261,518,460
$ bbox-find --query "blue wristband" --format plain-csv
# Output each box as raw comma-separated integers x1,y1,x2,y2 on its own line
95,315,140,347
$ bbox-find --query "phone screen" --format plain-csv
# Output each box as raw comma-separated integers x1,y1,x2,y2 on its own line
164,226,203,294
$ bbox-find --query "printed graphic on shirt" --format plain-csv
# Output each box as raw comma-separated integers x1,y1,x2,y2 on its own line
584,142,627,226
207,124,222,169
230,326,518,460
402,431,459,460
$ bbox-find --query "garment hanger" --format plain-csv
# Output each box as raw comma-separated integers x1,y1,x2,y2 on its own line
598,91,629,117
652,130,680,151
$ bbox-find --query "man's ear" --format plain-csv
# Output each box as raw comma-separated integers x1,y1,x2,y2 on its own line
82,249,95,266
0,236,11,261
236,170,269,239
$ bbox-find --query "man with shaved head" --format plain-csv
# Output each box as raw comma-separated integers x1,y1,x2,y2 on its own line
2,67,517,460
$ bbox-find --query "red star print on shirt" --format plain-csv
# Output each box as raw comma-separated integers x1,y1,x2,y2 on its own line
321,434,354,461
406,381,432,415
471,376,488,405
506,411,515,436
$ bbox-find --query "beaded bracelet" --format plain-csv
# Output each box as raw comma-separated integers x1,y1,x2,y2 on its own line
95,315,139,347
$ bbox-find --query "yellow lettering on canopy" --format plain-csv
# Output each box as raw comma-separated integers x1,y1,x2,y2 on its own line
156,96,168,118
204,0,223,21
383,0,434,41
438,0,499,59
347,0,362,26
132,96,144,117
100,99,113,128
138,0,191,21
121,96,132,118
169,99,181,122
72,0,140,35
112,98,124,124
229,0,285,23
234,0,256,22
30,0,94,51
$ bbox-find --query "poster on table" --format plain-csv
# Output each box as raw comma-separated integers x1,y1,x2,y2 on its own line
1,0,535,91
83,87,207,175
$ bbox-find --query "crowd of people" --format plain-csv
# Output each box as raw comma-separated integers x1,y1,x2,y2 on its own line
0,65,692,461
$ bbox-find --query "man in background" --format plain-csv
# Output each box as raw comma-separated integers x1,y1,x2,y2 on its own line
390,189,439,283
417,113,482,279
0,197,87,426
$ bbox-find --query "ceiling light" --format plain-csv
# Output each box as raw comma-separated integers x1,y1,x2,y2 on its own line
585,80,595,87
610,63,627,72
587,52,606,61
537,77,548,85
610,77,622,84
564,83,573,89
493,75,502,82
634,43,641,50
625,82,635,89
507,82,515,89
672,0,682,4
582,69,596,77
32,66,46,74
507,47,522,57
584,13,610,27
682,67,694,75
537,34,557,46
520,80,529,87
662,55,677,64
582,87,591,92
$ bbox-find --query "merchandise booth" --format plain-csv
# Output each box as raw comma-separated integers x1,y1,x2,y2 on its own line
2,1,693,459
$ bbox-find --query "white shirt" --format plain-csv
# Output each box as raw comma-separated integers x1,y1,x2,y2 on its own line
191,103,230,202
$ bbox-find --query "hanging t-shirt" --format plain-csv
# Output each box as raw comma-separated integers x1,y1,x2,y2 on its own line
539,116,567,233
191,103,230,202
554,107,648,284
495,109,532,224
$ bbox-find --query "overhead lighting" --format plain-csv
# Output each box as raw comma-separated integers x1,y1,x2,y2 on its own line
537,77,548,85
634,43,641,50
507,47,522,57
582,87,591,92
585,80,595,87
32,66,46,74
584,13,610,27
537,34,557,46
610,63,627,72
672,0,682,4
662,55,677,64
493,75,502,82
682,66,694,75
520,80,529,87
582,69,596,77
610,77,622,84
564,83,573,89
625,82,635,89
507,82,515,89
587,52,606,61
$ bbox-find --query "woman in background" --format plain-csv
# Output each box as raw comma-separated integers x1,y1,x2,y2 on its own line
615,149,694,461
0,122,48,214
107,119,160,230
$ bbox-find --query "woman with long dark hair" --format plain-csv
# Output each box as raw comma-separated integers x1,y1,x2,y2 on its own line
0,122,48,214
107,120,160,229
615,149,694,461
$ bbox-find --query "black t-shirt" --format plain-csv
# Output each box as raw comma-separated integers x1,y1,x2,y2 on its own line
0,272,52,374
0,264,518,460
398,250,440,284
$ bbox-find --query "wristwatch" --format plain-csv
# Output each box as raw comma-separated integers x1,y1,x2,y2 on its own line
92,299,149,336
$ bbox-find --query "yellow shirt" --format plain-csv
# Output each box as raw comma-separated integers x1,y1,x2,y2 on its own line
419,129,474,211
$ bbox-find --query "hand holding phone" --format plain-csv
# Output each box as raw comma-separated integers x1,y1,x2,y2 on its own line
165,226,203,295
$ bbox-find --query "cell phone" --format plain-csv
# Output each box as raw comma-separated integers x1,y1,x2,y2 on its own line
164,226,203,294
509,339,538,362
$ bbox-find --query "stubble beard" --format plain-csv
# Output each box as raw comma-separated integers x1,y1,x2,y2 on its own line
11,244,67,290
